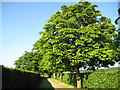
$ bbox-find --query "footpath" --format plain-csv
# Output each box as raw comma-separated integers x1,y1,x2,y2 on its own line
48,78,76,88
39,77,76,89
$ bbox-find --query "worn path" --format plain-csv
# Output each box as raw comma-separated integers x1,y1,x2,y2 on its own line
47,78,76,89
39,77,76,89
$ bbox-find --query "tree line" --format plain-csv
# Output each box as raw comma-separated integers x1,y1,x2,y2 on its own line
14,0,120,88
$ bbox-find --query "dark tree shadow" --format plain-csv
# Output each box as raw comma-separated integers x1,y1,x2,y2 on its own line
2,66,54,89
38,77,55,90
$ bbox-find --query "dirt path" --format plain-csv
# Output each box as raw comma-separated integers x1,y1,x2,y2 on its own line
47,78,62,88
39,77,76,89
48,78,76,89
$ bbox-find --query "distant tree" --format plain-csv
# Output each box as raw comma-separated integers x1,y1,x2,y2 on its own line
33,33,66,77
14,51,39,73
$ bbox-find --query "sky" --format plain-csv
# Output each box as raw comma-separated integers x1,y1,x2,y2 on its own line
1,1,119,68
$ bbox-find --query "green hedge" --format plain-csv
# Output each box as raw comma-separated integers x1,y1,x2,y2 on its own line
55,73,77,87
84,70,119,88
54,69,119,88
62,73,77,87
2,65,42,88
56,73,60,81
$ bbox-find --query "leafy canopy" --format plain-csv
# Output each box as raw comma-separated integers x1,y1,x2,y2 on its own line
15,1,119,73
33,1,119,72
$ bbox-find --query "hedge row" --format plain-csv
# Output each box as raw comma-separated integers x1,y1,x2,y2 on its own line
62,73,77,87
54,69,119,88
84,70,119,88
55,73,77,87
1,65,42,88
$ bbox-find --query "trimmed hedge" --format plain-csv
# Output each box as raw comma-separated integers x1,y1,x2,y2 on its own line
56,73,60,81
54,69,119,88
85,70,119,88
55,73,77,87
62,73,77,87
2,65,42,88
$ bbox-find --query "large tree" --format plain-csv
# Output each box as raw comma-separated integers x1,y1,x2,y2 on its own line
33,1,119,88
14,1,119,88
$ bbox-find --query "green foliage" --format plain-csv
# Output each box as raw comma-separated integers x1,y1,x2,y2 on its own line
2,65,42,88
62,73,70,84
14,0,119,76
62,73,77,87
84,70,119,88
82,74,87,88
32,0,119,74
55,73,77,87
53,68,119,88
14,51,40,73
56,73,60,81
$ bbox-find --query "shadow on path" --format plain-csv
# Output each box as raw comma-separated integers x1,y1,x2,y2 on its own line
39,77,55,90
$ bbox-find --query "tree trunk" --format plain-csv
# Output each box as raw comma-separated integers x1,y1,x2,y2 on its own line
60,73,62,82
76,67,82,88
53,73,56,79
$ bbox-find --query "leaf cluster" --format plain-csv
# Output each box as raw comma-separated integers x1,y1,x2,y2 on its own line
14,1,120,74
